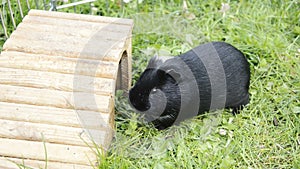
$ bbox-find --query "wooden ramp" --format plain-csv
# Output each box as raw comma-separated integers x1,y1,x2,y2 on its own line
0,10,133,168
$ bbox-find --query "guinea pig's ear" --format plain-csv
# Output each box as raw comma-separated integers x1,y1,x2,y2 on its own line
157,69,181,83
166,69,181,82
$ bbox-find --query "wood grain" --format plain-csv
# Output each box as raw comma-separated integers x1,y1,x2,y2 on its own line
0,156,92,169
0,67,115,95
0,51,119,79
0,138,99,165
0,84,113,112
0,9,133,168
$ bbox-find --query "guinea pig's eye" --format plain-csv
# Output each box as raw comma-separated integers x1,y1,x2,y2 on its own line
151,88,157,93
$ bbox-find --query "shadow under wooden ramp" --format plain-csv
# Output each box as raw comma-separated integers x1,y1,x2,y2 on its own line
0,9,133,169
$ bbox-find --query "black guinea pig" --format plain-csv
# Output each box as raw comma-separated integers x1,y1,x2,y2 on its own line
129,42,250,130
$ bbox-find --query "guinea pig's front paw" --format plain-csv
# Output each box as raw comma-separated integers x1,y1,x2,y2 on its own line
231,105,246,116
150,119,163,130
151,114,176,130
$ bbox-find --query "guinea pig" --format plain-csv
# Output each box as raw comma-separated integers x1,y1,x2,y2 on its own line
129,42,250,130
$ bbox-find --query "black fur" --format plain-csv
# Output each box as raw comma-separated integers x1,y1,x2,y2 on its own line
129,42,250,129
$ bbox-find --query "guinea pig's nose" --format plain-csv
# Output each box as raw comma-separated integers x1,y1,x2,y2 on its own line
134,102,150,112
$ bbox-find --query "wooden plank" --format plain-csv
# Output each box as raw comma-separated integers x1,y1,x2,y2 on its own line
0,51,119,78
0,118,112,146
0,67,115,95
116,51,131,91
0,9,133,167
11,27,126,47
0,84,113,112
0,159,17,169
3,11,134,62
22,16,132,36
3,35,124,62
0,102,111,128
0,156,92,169
0,157,21,169
10,24,127,52
0,138,100,165
16,22,130,40
127,37,133,90
28,9,134,26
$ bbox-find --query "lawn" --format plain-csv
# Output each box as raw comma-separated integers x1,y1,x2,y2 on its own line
100,0,300,168
1,0,299,168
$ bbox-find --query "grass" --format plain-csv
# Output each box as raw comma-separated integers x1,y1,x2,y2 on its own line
1,0,299,168
100,0,300,168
